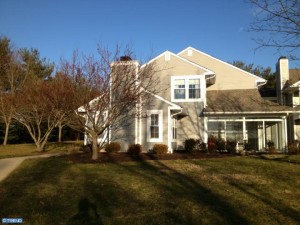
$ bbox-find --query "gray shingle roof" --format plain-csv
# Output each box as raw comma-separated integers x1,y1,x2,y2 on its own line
205,89,293,113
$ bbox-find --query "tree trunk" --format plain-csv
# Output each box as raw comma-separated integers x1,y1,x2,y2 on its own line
92,133,98,160
58,122,62,143
36,142,44,152
3,121,10,145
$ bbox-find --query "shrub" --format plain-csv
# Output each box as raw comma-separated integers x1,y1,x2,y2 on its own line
153,144,168,154
226,140,237,153
199,142,207,152
105,142,121,153
127,144,143,155
80,145,92,153
266,140,277,153
216,138,226,151
185,138,207,152
288,141,300,154
184,139,197,152
244,142,254,151
207,136,217,152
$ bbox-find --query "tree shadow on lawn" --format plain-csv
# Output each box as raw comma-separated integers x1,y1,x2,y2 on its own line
67,198,103,225
106,159,251,225
0,156,75,223
229,181,300,224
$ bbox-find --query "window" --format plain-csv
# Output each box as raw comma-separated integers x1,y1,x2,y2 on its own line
174,79,185,99
171,76,202,101
150,114,159,138
147,110,163,142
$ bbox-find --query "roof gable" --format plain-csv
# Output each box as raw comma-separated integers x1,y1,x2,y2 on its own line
178,47,266,83
141,50,215,75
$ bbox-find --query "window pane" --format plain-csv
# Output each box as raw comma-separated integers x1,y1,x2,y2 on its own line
150,127,159,138
175,79,185,88
188,79,200,99
189,89,200,98
151,114,158,125
175,89,185,99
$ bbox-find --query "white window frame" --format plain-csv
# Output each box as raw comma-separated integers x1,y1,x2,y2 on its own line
171,75,204,102
147,110,163,142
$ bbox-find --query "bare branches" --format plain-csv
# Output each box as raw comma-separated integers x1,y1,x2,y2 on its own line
59,46,158,160
248,0,300,60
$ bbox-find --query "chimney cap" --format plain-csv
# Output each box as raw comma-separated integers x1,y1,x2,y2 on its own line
120,56,132,61
279,56,287,60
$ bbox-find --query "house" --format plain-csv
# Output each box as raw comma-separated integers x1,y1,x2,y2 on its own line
87,47,295,153
274,57,300,141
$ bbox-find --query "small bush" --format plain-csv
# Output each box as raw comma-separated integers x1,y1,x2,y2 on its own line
153,144,168,155
244,142,254,151
184,139,197,152
216,138,226,151
127,144,143,155
207,136,217,152
199,142,207,152
185,138,207,152
105,142,121,153
288,141,300,154
226,140,237,153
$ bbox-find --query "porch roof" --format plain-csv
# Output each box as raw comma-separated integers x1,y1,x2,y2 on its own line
205,89,294,114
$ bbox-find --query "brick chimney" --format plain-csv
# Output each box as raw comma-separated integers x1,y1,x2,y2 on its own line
276,57,289,104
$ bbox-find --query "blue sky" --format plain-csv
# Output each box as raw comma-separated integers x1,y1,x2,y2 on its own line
0,0,299,71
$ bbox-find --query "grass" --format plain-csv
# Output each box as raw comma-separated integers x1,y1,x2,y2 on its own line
0,156,299,225
0,141,83,159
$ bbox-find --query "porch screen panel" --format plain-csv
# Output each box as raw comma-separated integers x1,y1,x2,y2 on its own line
226,122,243,142
208,121,225,139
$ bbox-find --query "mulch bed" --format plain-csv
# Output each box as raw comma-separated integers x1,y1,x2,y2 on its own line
67,151,237,164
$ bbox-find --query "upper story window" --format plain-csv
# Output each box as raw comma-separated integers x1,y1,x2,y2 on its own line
171,76,203,102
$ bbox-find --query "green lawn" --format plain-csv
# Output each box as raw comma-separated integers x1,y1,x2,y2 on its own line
0,156,299,225
0,142,82,159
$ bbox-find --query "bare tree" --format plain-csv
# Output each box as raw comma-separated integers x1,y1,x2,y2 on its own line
248,0,300,60
61,47,158,160
13,79,69,151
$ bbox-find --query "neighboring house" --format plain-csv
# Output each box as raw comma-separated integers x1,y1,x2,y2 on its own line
274,57,300,141
87,47,295,153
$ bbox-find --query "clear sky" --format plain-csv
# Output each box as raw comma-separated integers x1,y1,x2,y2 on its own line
0,0,299,71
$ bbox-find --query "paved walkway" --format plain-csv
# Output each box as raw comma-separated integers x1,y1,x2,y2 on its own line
0,153,62,183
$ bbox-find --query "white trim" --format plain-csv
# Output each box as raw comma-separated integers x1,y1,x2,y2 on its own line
139,96,142,145
203,116,208,143
142,88,181,109
167,107,182,153
147,110,163,142
284,116,288,152
141,50,215,75
168,107,171,153
208,118,285,122
178,47,266,83
288,80,300,88
171,75,206,102
204,111,294,115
